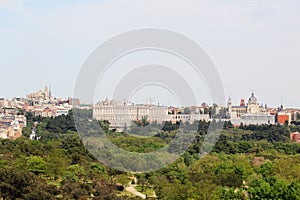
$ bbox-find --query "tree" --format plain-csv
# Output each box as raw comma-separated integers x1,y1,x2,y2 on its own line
247,177,297,200
0,168,55,199
255,161,274,179
219,188,246,200
136,174,147,192
26,156,47,176
46,149,70,180
63,164,86,183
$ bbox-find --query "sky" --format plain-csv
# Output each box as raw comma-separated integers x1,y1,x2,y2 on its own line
1,0,300,107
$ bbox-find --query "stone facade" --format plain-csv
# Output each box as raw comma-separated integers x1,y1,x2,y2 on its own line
93,99,210,129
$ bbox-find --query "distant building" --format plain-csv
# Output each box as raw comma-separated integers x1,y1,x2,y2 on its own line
27,86,72,118
290,132,300,143
27,86,52,106
285,108,299,121
0,115,25,139
0,114,26,128
2,108,19,115
168,114,209,123
228,92,274,125
277,112,291,125
0,98,10,107
93,99,168,129
240,114,274,125
93,99,209,129
11,97,26,107
31,106,71,118
68,97,80,107
54,107,70,116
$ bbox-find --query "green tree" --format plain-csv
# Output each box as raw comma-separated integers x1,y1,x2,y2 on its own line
63,164,86,183
26,156,47,176
46,149,70,180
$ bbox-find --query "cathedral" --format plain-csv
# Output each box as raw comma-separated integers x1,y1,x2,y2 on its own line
26,86,53,106
228,92,268,119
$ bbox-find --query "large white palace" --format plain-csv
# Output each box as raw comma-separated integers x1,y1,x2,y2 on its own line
93,99,168,128
93,99,209,129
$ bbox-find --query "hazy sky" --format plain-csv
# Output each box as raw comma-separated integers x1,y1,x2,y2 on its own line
1,0,300,107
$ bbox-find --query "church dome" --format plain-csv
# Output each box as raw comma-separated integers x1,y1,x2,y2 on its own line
248,92,257,104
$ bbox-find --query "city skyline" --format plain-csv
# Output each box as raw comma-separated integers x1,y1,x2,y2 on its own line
0,86,296,110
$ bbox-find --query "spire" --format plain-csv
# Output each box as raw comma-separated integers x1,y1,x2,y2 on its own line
227,97,232,107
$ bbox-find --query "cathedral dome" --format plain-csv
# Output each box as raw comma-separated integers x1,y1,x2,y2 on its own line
248,92,257,104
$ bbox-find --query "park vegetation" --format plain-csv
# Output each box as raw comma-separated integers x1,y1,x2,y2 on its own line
1,109,300,199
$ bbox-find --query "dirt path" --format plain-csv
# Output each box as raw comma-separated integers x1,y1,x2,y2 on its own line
126,177,146,199
126,185,146,199
125,177,157,199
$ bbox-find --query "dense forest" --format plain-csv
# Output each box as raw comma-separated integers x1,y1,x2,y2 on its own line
1,110,300,199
